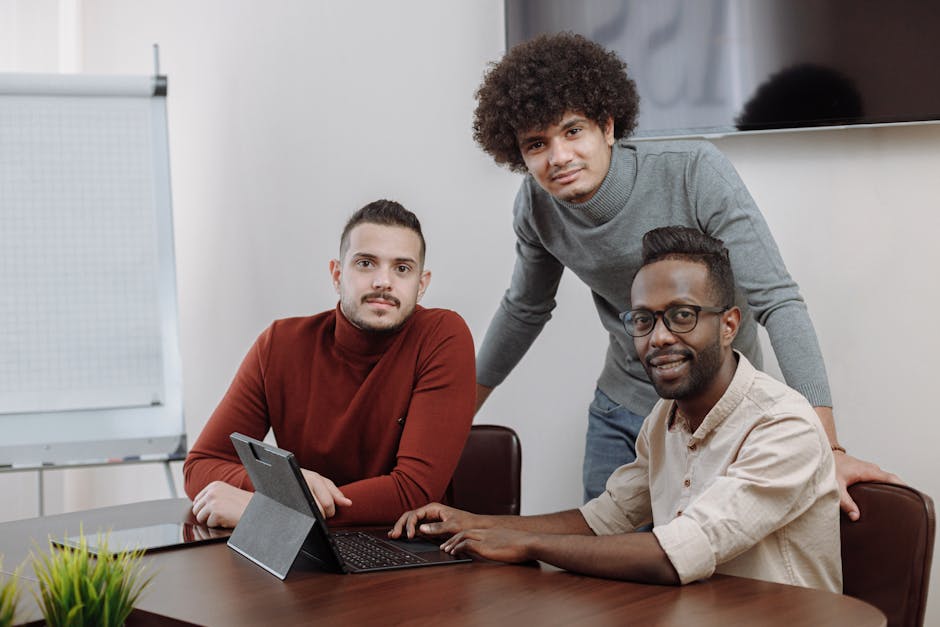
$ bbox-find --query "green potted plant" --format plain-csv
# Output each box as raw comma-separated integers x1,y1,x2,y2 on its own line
0,558,22,627
31,532,153,627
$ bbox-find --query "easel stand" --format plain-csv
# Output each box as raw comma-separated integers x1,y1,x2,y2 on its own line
0,454,185,517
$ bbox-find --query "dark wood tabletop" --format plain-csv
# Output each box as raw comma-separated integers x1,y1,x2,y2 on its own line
0,499,886,627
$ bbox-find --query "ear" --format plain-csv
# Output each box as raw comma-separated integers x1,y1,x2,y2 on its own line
416,269,431,302
720,306,741,347
329,259,342,295
603,116,615,147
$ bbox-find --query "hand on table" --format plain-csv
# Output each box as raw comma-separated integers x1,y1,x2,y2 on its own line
192,481,251,528
388,502,484,540
440,528,532,563
835,451,903,521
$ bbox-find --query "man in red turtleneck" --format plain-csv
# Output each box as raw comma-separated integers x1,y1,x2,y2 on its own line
184,199,475,528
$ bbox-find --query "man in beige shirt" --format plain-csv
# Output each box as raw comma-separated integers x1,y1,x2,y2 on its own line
391,226,842,591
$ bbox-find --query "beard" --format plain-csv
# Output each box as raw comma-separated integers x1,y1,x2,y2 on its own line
341,291,411,334
643,333,723,401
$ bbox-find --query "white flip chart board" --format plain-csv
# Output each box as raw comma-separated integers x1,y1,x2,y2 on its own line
0,73,185,467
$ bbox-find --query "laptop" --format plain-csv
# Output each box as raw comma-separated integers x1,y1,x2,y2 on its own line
228,432,470,578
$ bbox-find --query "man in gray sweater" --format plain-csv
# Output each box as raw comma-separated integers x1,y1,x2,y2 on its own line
472,32,897,515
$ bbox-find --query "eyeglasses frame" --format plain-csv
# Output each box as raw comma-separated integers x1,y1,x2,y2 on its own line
619,304,730,338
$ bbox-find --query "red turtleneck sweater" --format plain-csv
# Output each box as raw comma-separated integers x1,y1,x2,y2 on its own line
183,305,475,526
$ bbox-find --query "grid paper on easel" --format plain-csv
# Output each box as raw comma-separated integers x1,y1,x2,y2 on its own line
0,82,165,415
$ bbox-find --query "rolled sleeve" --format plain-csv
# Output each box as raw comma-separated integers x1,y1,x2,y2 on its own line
651,411,830,584
580,491,638,536
579,421,653,535
652,515,716,584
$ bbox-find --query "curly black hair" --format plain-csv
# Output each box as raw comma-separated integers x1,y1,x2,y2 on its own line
473,32,640,172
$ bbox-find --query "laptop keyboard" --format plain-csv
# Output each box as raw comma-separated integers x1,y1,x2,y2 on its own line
333,531,425,570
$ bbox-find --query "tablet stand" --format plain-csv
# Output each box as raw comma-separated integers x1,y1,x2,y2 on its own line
228,492,316,580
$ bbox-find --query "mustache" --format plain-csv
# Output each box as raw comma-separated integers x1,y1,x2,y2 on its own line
551,163,585,178
361,292,400,306
645,347,693,367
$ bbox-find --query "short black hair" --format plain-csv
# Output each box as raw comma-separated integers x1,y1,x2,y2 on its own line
640,227,735,307
339,199,425,263
473,32,640,172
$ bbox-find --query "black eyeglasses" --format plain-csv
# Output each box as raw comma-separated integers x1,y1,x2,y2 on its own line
619,304,729,338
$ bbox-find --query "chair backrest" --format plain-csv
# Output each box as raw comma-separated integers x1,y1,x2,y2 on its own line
449,424,521,516
840,481,935,627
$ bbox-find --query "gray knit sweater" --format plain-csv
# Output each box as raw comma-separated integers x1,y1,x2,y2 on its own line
476,139,831,415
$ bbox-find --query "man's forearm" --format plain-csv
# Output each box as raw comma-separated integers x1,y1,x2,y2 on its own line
813,406,838,446
182,457,251,501
526,531,679,584
491,508,595,534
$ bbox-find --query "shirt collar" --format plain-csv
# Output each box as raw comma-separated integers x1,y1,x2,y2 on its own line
671,351,757,441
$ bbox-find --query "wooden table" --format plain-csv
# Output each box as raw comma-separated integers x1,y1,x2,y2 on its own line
0,499,885,626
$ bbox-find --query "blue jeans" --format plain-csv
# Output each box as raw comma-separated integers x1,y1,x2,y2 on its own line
582,388,646,503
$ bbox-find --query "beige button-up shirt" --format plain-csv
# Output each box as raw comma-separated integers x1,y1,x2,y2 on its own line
580,353,842,592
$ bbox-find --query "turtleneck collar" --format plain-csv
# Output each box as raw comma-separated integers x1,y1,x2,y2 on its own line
333,302,416,357
555,141,637,226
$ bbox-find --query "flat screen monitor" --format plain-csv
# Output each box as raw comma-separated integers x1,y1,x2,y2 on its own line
505,0,940,138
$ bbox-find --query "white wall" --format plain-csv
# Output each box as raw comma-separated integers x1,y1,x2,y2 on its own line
719,124,940,627
2,2,938,624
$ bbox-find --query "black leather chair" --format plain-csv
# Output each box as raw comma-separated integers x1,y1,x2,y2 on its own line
840,482,935,627
449,425,521,515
